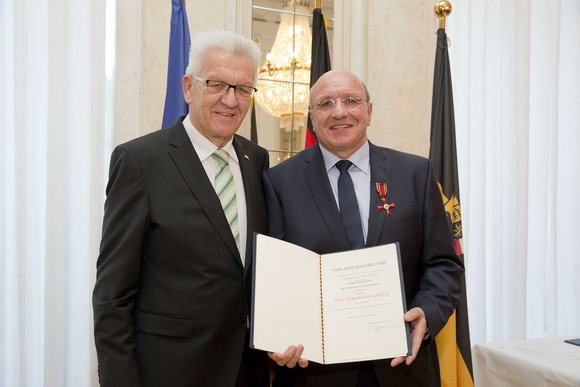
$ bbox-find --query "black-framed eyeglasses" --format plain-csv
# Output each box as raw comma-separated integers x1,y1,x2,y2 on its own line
193,76,257,100
310,96,368,112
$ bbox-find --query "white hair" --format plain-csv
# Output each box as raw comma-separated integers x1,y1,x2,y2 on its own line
185,30,262,85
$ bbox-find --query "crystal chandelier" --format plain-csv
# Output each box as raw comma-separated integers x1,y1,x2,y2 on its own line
255,1,312,117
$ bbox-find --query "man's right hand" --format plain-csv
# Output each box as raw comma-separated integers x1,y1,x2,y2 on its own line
268,345,309,368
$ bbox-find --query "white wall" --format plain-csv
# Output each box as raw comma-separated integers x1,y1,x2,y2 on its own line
115,0,441,158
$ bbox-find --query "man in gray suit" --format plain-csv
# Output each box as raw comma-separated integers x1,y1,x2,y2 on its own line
93,30,269,387
264,70,464,386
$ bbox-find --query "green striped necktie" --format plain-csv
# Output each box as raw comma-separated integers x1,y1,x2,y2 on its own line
212,149,240,250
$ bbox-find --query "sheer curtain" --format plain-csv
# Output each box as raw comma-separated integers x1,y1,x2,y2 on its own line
0,0,110,386
447,0,580,347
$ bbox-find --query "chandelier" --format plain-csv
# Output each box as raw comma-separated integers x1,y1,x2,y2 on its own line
255,1,312,117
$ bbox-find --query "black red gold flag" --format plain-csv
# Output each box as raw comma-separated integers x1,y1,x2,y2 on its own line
305,7,331,148
429,28,474,387
251,96,258,144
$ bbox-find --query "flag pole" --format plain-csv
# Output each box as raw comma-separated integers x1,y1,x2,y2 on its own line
434,1,452,30
429,3,475,386
315,0,321,10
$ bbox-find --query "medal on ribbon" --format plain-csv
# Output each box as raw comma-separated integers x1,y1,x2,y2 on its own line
376,182,396,216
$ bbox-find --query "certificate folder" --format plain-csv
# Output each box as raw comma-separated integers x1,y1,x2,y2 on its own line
250,233,412,365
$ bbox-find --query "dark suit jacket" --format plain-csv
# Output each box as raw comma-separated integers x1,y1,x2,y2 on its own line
263,142,464,387
93,118,270,387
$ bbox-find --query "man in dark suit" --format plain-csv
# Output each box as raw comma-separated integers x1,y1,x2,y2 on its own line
93,30,270,387
263,70,464,386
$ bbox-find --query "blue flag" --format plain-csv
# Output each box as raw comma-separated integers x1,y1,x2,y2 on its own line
162,0,191,128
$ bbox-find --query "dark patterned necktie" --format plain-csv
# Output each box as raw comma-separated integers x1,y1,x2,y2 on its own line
336,160,365,249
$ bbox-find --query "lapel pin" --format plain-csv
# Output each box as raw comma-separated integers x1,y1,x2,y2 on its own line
376,182,396,216
244,154,250,160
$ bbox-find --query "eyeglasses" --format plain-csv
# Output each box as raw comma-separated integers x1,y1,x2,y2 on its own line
193,76,257,100
310,96,368,112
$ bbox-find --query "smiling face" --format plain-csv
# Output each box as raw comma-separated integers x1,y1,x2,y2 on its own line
309,70,372,159
183,49,255,148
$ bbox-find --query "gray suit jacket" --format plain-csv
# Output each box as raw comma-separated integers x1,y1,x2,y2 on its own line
93,118,270,386
263,142,463,387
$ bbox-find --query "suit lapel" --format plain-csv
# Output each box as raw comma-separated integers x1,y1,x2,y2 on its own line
366,143,392,247
303,146,352,251
233,136,258,274
167,122,242,265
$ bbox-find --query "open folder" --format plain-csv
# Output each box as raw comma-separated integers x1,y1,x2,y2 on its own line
250,233,412,365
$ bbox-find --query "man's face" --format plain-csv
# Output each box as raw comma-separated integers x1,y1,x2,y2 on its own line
309,71,372,159
183,49,255,147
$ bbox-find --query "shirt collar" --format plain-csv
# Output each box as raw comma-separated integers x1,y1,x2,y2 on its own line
182,114,239,164
319,140,370,174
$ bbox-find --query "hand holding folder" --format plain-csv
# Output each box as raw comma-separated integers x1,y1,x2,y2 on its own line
250,234,412,365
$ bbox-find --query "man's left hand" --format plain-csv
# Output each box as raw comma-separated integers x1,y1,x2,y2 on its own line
390,307,428,367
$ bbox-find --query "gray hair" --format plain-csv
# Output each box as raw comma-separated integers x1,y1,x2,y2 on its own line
185,30,262,85
362,82,371,102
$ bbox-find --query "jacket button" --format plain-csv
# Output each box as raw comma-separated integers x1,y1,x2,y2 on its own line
240,319,247,327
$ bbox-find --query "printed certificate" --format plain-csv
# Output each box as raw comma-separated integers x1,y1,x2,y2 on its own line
250,234,411,364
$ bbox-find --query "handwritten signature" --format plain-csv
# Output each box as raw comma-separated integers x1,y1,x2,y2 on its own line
367,322,396,333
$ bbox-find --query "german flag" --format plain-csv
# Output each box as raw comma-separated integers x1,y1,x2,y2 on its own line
305,7,331,149
429,28,474,387
250,96,258,144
